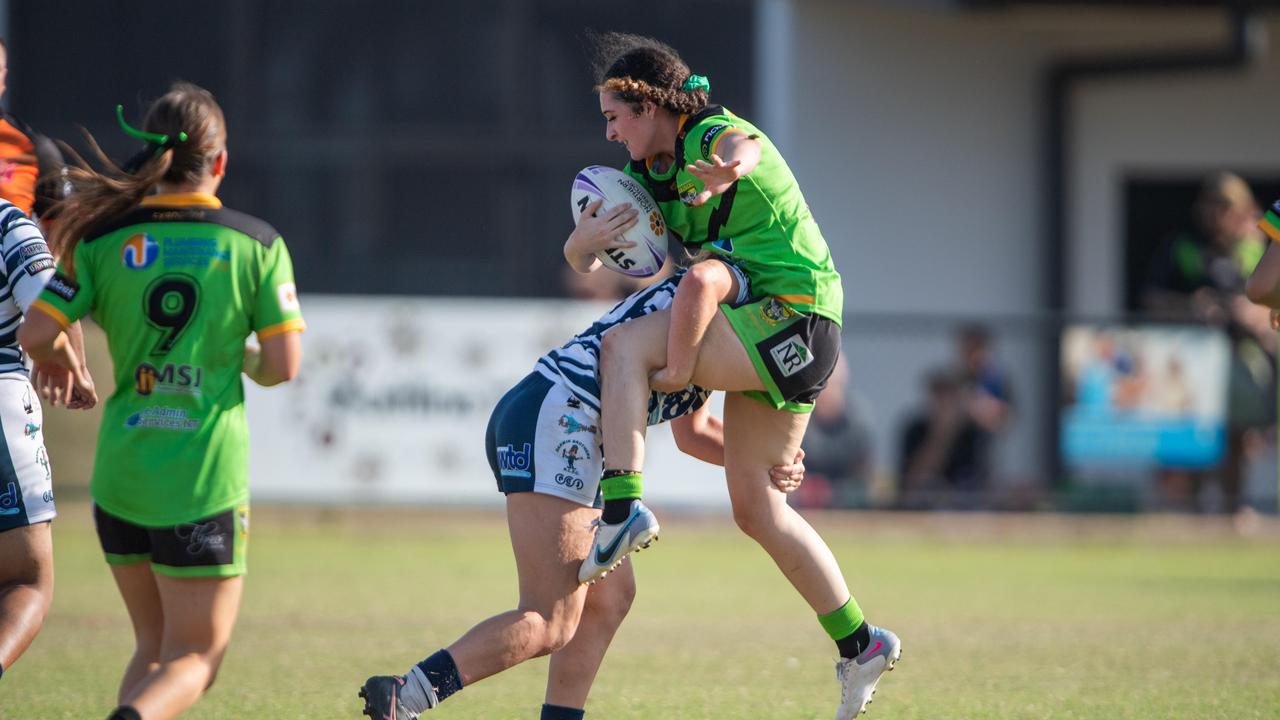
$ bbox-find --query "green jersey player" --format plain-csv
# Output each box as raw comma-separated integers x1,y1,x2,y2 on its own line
564,32,899,719
20,83,303,720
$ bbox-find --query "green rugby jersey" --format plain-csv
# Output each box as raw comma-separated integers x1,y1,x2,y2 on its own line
624,105,843,324
33,193,304,526
1262,199,1280,243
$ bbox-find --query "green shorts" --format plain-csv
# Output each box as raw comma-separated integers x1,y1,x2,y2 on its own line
94,504,249,578
721,297,842,413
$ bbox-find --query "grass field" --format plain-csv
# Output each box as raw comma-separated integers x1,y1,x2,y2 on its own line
5,503,1280,719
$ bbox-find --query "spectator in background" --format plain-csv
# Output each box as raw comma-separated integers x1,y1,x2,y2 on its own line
794,354,874,509
955,323,1015,436
1143,171,1275,513
898,368,989,508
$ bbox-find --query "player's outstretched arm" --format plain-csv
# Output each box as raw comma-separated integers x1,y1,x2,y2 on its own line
684,132,761,207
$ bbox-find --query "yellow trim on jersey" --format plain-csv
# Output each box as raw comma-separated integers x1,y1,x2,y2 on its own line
776,294,815,306
256,318,306,340
1260,219,1280,243
709,128,748,159
30,299,70,329
141,192,223,209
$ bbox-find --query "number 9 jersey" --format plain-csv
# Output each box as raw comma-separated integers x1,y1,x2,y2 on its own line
32,192,305,527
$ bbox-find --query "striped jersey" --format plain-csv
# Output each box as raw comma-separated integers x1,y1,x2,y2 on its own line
0,200,55,374
536,273,712,425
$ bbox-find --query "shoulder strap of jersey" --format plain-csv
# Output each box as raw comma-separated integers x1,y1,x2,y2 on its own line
87,205,281,247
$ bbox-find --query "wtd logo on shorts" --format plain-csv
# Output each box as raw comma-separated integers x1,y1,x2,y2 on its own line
497,442,532,478
770,335,814,377
122,233,159,270
0,481,20,516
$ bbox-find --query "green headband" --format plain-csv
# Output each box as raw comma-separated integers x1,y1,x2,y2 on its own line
116,104,188,150
681,74,710,93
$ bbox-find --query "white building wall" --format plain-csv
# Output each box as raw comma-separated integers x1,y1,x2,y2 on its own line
768,1,1280,485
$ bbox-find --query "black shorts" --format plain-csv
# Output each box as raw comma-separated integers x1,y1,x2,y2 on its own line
721,296,842,412
94,504,249,577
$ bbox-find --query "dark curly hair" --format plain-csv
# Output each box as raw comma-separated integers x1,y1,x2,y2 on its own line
589,32,709,115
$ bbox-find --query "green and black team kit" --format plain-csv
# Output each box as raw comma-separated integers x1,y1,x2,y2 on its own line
1262,200,1280,244
624,105,843,412
34,193,305,577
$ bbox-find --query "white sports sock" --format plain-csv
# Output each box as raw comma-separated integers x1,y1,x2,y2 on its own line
400,665,438,714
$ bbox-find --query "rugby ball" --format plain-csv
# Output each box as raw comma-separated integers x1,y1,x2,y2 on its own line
570,165,667,277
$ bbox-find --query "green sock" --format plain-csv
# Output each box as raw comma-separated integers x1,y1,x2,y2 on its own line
818,597,865,641
600,471,643,523
600,471,643,501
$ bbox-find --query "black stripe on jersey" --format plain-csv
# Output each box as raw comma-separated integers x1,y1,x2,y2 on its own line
0,204,35,238
87,206,282,248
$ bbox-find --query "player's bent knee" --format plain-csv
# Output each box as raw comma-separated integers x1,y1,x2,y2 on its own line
592,572,637,623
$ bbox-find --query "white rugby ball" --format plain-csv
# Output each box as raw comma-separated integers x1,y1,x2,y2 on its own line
570,165,667,277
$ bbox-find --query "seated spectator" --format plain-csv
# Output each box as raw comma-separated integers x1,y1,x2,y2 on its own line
898,369,989,509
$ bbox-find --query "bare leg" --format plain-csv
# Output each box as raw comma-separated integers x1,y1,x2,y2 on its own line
721,393,850,614
122,575,243,720
544,561,636,708
109,562,165,702
445,493,597,685
0,522,54,672
599,309,762,472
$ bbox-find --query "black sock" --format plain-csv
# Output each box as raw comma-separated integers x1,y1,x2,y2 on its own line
415,649,464,703
106,707,142,720
601,498,636,524
836,621,872,659
0,660,4,681
541,703,586,720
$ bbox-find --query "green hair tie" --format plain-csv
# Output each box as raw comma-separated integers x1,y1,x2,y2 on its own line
681,74,710,93
116,104,188,150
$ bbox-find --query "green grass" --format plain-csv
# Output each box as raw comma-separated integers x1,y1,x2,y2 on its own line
7,505,1280,719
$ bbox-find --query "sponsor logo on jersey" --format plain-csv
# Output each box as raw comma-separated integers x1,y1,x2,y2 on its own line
497,442,532,478
35,447,49,481
18,242,49,259
0,481,20,516
122,233,160,270
558,414,598,435
761,298,797,324
45,273,78,302
124,406,201,431
161,237,229,270
135,363,203,397
566,397,582,410
276,282,300,312
24,257,54,275
679,180,699,205
769,334,814,378
700,124,729,158
22,385,32,414
555,439,591,475
24,421,39,439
